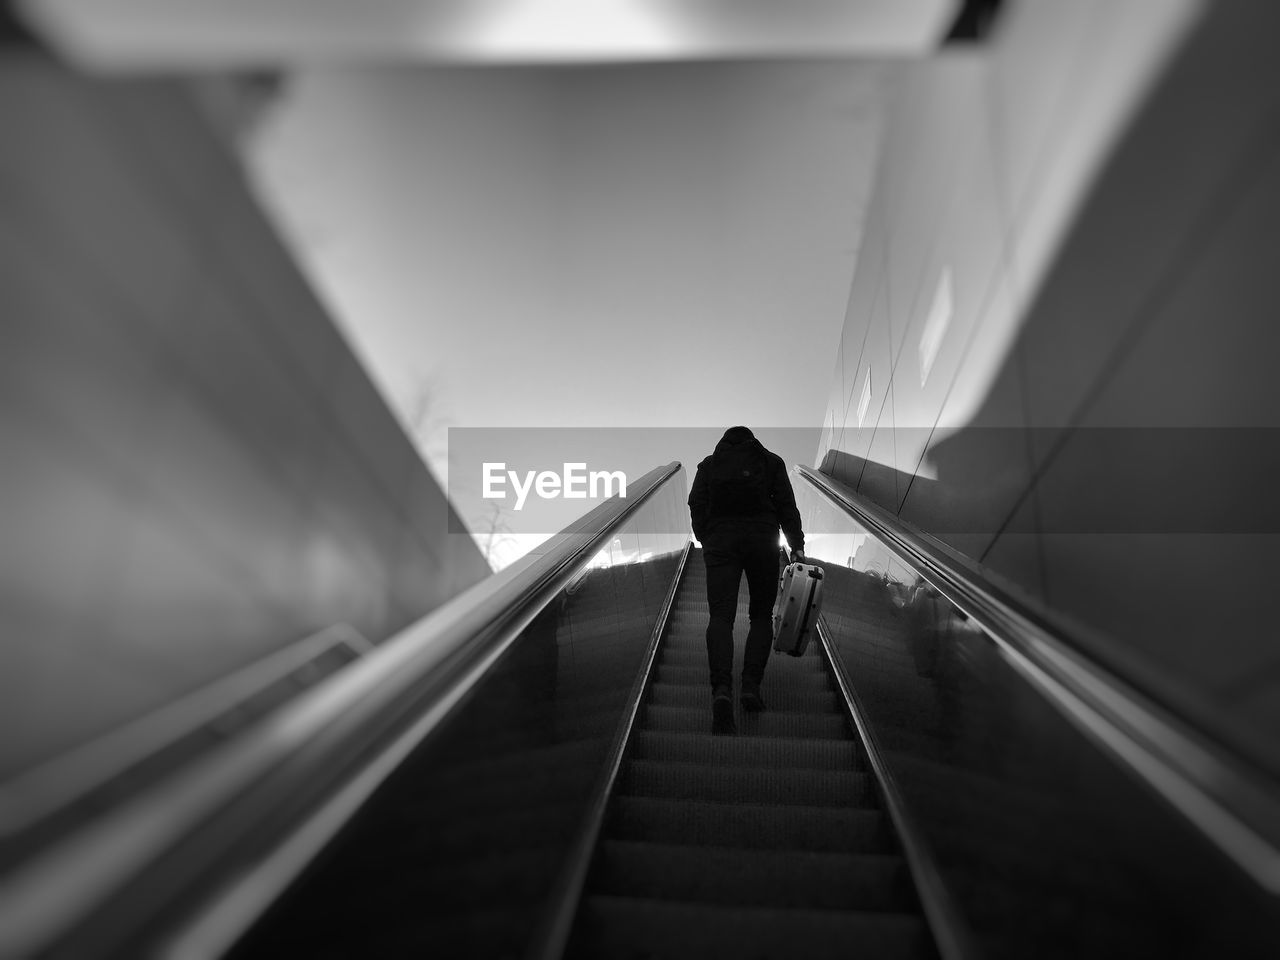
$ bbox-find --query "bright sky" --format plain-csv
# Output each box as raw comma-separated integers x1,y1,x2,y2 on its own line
243,62,888,565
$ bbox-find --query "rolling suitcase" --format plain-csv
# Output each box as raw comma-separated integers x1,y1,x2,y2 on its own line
772,561,824,656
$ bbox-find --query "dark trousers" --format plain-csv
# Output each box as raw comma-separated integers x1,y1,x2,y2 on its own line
703,523,779,692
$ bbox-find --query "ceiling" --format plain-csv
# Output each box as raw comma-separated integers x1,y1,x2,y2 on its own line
242,59,890,479
14,1,958,565
18,0,959,69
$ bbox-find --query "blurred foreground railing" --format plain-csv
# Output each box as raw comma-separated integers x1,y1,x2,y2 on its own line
0,462,683,959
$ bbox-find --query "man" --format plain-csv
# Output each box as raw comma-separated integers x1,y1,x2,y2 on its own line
688,426,805,735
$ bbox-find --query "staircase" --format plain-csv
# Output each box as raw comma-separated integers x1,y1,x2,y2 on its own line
565,549,938,960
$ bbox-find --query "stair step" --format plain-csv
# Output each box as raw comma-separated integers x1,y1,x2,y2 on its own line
630,731,860,771
607,796,893,854
567,895,935,960
642,705,850,739
666,614,768,629
666,607,756,624
647,681,841,714
658,646,829,675
653,663,832,691
620,759,872,807
594,840,917,912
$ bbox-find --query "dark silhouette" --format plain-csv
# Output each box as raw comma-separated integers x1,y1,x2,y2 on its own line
688,426,805,734
943,0,1006,42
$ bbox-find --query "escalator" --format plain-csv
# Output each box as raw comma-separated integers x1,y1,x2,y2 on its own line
229,550,936,960
6,461,1279,959
563,555,934,959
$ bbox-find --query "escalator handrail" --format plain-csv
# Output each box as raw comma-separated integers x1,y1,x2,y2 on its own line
795,463,1280,895
0,622,374,844
0,461,685,960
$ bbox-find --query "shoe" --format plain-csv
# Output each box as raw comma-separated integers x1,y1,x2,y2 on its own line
740,679,766,713
711,690,736,735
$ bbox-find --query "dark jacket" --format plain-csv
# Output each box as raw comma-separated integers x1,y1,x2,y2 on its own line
688,426,804,552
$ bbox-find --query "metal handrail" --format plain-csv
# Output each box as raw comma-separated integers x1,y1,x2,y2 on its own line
795,463,1280,895
0,461,684,960
0,623,372,844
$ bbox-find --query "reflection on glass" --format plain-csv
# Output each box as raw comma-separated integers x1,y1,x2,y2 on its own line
793,477,1280,959
230,477,690,959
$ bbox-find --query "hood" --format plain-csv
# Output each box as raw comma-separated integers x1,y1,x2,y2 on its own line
712,425,763,459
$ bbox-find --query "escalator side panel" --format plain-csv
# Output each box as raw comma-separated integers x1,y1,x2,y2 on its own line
800,486,1280,958
227,508,688,957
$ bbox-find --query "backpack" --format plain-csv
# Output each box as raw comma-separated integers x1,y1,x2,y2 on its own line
707,443,772,519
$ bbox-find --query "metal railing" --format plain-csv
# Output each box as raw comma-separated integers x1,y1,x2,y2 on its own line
795,463,1280,896
0,461,684,960
0,623,372,849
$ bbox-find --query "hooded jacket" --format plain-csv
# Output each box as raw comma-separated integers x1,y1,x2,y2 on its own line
687,426,804,551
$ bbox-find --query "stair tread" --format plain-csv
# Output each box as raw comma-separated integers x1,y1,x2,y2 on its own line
649,681,839,712
595,839,917,911
607,795,894,853
652,663,834,690
642,704,850,739
568,895,936,960
621,758,873,807
658,648,829,676
630,730,861,770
